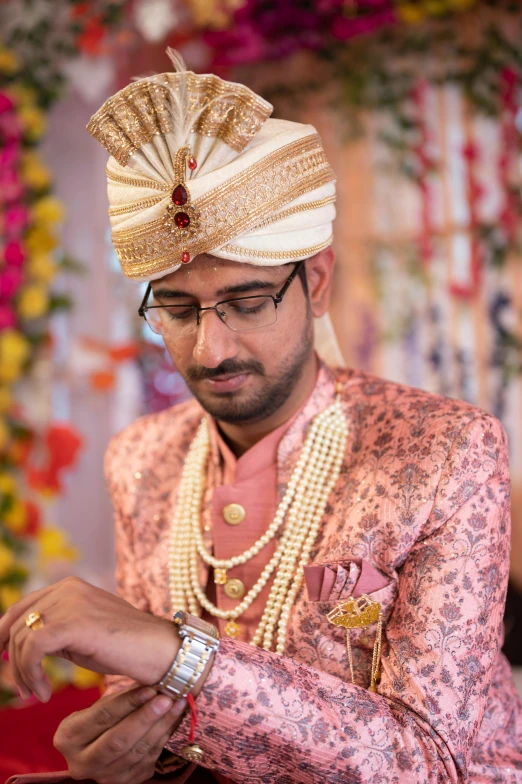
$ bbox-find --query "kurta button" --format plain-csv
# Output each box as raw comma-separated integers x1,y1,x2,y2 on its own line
223,503,246,525
224,578,246,600
181,743,205,762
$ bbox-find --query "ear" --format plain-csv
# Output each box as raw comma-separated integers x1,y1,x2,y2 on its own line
304,247,335,318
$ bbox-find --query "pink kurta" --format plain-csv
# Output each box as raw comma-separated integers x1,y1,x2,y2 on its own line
105,361,522,783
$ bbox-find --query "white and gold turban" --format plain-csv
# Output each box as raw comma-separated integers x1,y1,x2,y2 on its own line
87,52,343,365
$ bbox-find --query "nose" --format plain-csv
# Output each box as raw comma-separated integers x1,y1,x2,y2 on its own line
192,308,239,368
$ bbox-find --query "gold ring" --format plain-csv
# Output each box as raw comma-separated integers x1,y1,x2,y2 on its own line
25,611,44,631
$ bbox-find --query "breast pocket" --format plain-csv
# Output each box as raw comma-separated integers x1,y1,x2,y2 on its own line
292,578,398,687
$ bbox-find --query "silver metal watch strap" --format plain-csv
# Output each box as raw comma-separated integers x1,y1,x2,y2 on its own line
155,612,219,700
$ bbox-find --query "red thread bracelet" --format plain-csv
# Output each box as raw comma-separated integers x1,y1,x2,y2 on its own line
187,693,197,743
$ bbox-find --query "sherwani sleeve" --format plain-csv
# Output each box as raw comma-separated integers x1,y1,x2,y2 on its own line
163,413,511,783
103,432,192,778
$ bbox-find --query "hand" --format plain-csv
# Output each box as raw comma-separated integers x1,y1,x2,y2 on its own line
54,683,187,784
0,577,179,702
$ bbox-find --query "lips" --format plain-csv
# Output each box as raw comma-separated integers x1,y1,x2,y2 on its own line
204,373,249,393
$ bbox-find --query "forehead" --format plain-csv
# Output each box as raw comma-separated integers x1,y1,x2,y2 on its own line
154,255,286,292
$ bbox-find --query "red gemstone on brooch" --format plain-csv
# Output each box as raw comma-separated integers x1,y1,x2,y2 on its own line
174,212,190,228
181,251,191,264
172,185,188,206
188,156,197,171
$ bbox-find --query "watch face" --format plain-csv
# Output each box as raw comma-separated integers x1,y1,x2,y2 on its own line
173,610,185,625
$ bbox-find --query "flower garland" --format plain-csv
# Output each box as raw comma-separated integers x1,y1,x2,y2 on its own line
199,0,522,393
0,1,126,705
200,0,478,64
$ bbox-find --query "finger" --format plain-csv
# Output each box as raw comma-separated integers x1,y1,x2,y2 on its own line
123,722,177,784
15,620,70,701
8,627,31,700
15,626,51,701
0,585,54,653
82,694,177,770
103,699,186,773
55,686,158,752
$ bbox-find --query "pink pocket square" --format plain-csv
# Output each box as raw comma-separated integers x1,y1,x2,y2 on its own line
304,558,389,602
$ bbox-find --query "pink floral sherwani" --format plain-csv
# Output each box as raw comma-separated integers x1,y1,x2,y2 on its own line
104,361,522,783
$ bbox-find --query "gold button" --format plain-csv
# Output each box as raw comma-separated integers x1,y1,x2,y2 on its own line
181,743,205,762
224,578,246,600
222,503,246,525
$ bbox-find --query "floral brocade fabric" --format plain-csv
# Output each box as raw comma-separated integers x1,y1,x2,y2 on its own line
104,362,522,783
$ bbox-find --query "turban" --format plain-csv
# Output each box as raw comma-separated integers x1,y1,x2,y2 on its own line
88,51,343,366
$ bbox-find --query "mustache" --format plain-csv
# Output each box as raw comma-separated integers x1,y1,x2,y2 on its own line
186,358,265,382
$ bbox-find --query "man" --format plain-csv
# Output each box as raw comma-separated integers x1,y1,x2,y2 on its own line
2,53,522,784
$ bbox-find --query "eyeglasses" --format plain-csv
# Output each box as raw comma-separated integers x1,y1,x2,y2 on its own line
138,260,305,337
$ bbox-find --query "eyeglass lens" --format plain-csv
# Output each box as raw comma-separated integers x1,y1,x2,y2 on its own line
145,296,278,335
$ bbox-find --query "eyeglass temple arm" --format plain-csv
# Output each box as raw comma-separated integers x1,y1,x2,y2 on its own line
138,284,152,317
273,260,305,304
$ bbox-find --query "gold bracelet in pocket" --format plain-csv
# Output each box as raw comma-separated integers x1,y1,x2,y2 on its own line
326,595,382,692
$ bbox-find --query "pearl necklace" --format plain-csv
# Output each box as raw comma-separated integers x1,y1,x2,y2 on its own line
169,387,348,652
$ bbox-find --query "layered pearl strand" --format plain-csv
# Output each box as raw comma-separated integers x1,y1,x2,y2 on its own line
169,387,348,652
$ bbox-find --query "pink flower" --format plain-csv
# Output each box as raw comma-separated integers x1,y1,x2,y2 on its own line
0,304,17,330
4,241,25,266
0,142,20,169
0,111,22,143
0,92,14,114
4,204,29,236
0,169,24,202
331,7,396,40
0,267,23,299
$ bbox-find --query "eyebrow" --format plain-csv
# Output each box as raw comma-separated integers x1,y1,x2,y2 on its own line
152,278,277,300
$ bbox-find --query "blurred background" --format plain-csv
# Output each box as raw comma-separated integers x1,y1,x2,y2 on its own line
1,0,522,773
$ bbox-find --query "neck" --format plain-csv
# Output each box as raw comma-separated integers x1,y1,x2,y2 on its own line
216,353,319,457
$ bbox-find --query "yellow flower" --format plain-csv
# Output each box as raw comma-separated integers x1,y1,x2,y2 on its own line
7,84,37,108
0,543,15,578
0,330,30,364
0,585,22,611
21,151,51,190
0,362,22,384
38,526,78,562
72,665,103,690
18,284,50,320
0,49,20,75
0,472,17,496
27,254,58,284
19,105,47,141
25,226,58,254
32,197,65,226
3,499,27,533
0,330,31,384
397,3,425,22
0,387,13,414
0,419,10,452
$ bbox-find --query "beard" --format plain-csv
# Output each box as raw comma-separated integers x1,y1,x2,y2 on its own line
182,317,314,425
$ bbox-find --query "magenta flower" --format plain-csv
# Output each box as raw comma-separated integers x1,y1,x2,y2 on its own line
3,241,25,267
331,5,396,40
0,111,22,143
0,142,20,169
4,204,29,237
0,304,17,330
0,267,23,300
0,169,24,203
0,92,14,114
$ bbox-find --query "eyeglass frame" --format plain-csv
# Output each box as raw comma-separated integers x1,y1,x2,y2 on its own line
138,259,305,333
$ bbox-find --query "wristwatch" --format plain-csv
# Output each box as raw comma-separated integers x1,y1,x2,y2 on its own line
154,610,220,700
